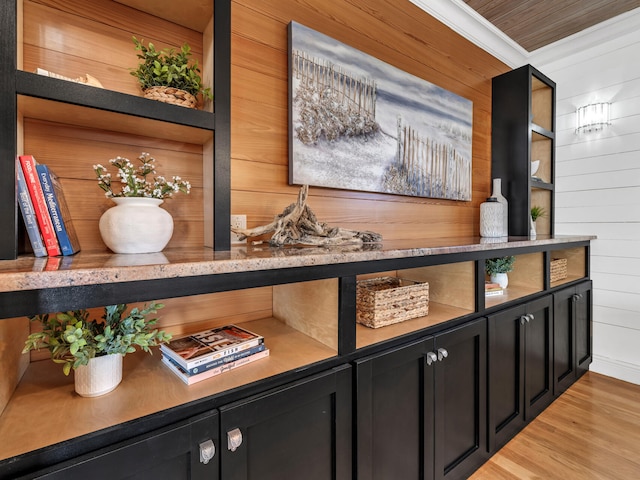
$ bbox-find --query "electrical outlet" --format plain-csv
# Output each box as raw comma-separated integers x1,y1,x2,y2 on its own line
230,214,247,244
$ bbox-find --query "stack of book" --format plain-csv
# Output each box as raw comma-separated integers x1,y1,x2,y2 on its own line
485,282,504,297
160,324,269,385
16,155,81,258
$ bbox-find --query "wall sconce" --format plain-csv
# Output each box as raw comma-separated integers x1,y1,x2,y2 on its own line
576,102,611,133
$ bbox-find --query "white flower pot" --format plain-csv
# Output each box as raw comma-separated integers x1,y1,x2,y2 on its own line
74,354,123,397
99,197,174,254
530,217,537,238
490,272,509,289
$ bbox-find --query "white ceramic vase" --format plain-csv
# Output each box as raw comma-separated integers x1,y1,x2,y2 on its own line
99,197,174,254
491,178,509,237
490,272,509,289
74,354,123,397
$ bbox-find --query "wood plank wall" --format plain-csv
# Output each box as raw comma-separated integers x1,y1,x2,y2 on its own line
231,0,509,240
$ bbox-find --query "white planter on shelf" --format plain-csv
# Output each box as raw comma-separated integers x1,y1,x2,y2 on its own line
530,217,537,238
99,197,174,254
490,272,509,289
74,354,123,397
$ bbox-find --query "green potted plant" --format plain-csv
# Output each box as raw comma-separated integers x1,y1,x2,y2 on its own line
485,256,515,288
130,37,213,109
530,205,546,237
530,206,546,222
23,302,171,397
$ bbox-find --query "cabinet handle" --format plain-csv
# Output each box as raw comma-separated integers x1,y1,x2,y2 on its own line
572,294,580,302
520,315,527,325
426,351,438,366
437,348,448,361
199,439,216,464
227,428,243,452
527,314,534,322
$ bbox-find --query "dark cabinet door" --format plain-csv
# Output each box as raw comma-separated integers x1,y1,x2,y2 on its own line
488,304,526,451
575,281,593,377
354,319,487,480
488,296,553,451
554,281,593,394
435,318,488,480
553,287,576,394
27,411,219,480
354,337,435,480
524,296,554,420
219,365,352,480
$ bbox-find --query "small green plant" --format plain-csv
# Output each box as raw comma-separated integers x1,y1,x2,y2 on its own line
485,256,516,276
530,206,547,222
130,37,212,100
23,303,172,375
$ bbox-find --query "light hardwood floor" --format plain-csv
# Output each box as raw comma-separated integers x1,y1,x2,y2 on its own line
470,372,640,479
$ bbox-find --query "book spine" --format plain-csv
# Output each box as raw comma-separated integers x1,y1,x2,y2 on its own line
18,156,61,256
162,349,270,385
161,336,264,370
16,158,47,257
174,344,266,376
37,165,80,255
484,290,504,297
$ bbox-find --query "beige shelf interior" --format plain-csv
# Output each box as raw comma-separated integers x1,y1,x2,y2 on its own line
531,189,552,235
550,246,587,287
356,262,476,348
531,132,552,184
485,252,544,308
0,315,336,462
273,279,339,351
531,75,553,131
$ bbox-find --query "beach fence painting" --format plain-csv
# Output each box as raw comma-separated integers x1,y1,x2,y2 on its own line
288,21,473,201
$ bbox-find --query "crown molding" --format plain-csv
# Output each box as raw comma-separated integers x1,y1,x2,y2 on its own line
409,0,527,67
410,0,640,70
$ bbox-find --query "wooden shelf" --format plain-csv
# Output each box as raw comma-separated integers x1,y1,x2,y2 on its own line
485,285,541,309
0,316,336,462
356,302,474,349
17,72,215,133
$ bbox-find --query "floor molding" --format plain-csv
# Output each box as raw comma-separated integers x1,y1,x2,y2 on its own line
590,354,640,385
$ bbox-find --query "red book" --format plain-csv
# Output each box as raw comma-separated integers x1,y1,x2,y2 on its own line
18,155,62,256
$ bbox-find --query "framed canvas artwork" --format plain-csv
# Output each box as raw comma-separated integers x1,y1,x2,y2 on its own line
289,21,473,201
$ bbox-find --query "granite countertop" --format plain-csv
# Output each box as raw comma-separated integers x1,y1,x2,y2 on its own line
0,235,595,293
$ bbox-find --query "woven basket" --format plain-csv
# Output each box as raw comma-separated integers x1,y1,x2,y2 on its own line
550,258,568,283
356,277,429,329
143,86,197,109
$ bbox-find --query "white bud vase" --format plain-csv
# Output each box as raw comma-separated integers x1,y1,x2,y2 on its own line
99,197,174,254
74,354,123,397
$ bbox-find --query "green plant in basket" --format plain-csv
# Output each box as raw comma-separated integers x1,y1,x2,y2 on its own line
23,303,172,375
130,37,212,100
485,256,515,276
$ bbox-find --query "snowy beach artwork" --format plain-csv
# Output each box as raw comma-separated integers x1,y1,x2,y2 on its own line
289,21,473,201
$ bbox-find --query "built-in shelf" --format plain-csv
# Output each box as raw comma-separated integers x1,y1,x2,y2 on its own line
0,236,594,469
0,316,336,462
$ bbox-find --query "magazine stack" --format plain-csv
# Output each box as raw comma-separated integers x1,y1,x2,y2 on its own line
160,324,269,385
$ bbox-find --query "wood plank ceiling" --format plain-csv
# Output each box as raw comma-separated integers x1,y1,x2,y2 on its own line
463,0,640,51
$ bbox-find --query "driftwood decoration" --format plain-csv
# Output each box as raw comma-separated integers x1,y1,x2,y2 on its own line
231,185,382,247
